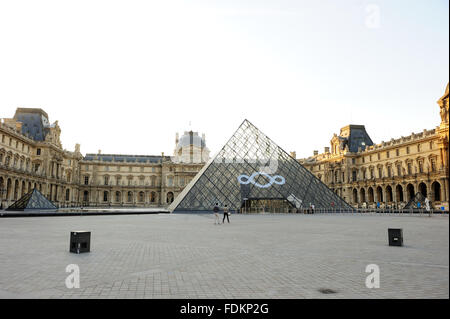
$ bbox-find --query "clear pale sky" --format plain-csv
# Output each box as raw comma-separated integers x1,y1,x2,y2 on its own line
0,0,448,159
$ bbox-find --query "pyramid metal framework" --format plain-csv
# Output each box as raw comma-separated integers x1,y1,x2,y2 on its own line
404,192,428,209
169,119,352,212
6,188,57,211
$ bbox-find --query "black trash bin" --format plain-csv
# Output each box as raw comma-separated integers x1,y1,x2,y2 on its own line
70,231,91,254
388,228,403,246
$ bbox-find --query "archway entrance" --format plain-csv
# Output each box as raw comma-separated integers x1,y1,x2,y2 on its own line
386,186,393,202
407,184,415,201
396,185,404,202
419,182,427,198
368,187,374,203
432,182,441,202
241,198,295,213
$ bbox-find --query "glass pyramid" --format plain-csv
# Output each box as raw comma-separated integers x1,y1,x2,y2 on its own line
6,188,57,211
404,192,427,209
169,120,352,213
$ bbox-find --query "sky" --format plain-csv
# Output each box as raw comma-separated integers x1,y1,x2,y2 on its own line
0,0,448,159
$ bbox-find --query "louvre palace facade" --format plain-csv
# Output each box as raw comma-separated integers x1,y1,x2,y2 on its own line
1,83,448,210
299,83,449,210
0,108,209,208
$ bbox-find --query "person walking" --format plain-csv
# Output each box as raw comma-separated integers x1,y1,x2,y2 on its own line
222,204,230,224
213,203,220,224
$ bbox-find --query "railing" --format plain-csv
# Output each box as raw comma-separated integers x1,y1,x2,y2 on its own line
238,207,449,215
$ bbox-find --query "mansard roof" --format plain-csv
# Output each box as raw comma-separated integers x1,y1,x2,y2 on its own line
13,108,51,141
338,124,374,153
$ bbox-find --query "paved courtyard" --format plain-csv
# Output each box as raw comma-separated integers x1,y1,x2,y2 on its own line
0,213,448,299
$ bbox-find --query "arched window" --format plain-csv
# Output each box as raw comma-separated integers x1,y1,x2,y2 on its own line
65,189,70,201
103,191,109,202
139,191,145,202
83,191,89,202
150,192,156,203
127,191,133,202
115,191,121,203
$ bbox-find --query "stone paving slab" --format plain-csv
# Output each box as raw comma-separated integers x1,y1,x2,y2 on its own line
0,213,448,299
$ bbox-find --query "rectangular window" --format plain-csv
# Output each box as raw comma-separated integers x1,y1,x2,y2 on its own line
386,151,390,158
84,176,89,185
406,146,409,154
396,149,399,156
37,148,41,156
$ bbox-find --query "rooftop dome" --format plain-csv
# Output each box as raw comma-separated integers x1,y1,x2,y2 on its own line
175,131,206,149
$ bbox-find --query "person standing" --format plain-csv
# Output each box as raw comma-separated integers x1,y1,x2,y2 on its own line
213,203,220,224
223,205,230,224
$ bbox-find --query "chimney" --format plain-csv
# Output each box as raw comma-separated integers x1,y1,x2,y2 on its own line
175,133,179,145
313,150,318,156
98,149,101,154
325,147,330,153
290,151,296,159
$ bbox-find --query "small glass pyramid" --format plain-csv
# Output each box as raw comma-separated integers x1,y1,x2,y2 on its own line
169,119,352,212
6,188,57,211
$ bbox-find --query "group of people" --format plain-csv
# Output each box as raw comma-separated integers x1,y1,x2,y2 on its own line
213,203,230,224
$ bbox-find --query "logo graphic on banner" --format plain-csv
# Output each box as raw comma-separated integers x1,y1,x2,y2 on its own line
237,172,285,189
